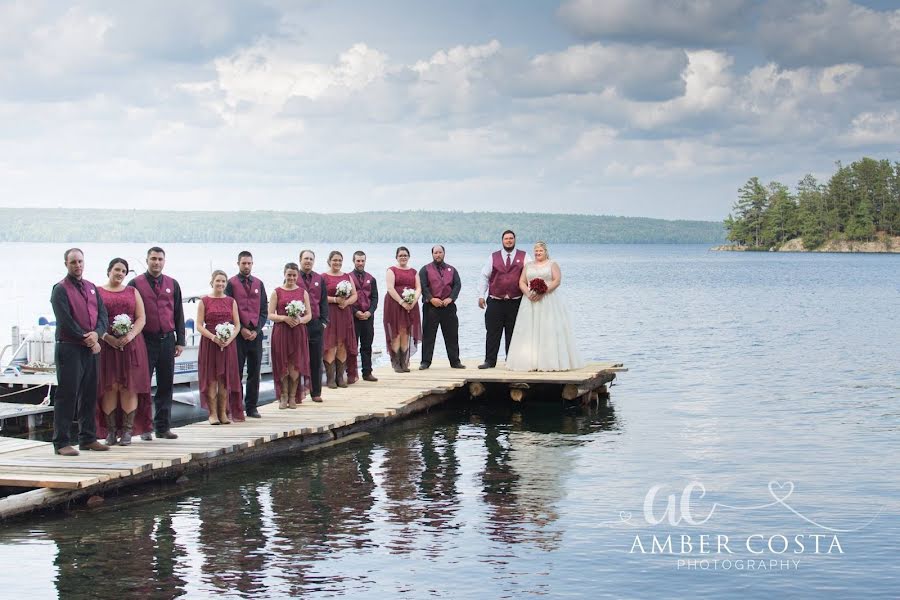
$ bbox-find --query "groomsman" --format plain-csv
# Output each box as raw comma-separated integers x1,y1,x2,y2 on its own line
477,230,529,369
50,248,110,456
418,245,464,370
298,249,329,402
225,251,268,418
129,246,184,439
351,251,379,382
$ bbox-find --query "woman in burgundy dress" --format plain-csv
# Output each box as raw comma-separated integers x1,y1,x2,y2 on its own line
384,246,422,372
268,262,312,409
196,270,245,424
322,251,359,388
96,258,153,445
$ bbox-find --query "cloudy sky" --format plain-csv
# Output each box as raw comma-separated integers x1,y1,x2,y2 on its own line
1,0,898,220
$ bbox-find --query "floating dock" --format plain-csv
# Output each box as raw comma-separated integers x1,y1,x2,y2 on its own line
0,359,623,521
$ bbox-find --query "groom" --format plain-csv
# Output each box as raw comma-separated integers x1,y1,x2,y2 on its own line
477,230,529,369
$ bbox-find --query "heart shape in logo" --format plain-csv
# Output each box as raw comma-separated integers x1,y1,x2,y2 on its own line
619,510,632,523
768,480,795,502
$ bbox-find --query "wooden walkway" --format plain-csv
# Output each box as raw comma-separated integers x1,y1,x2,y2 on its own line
0,359,622,520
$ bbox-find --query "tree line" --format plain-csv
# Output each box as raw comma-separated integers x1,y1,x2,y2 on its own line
0,209,726,244
725,157,900,249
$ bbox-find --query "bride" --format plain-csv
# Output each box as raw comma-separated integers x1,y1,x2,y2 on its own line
506,242,584,372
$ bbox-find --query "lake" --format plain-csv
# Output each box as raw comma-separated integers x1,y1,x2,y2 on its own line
0,242,898,599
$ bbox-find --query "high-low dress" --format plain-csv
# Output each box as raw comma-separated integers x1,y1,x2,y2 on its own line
270,286,311,401
506,261,584,372
322,272,359,383
198,295,245,421
95,286,153,437
383,266,422,360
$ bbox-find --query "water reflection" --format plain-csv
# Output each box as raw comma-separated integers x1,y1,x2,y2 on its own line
0,403,617,598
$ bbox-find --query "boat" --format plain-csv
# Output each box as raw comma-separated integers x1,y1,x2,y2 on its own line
0,294,276,425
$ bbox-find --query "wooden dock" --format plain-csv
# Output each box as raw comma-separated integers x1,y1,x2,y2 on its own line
0,359,623,520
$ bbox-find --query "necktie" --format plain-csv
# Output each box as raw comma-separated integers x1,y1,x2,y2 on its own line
505,253,511,268
243,276,251,293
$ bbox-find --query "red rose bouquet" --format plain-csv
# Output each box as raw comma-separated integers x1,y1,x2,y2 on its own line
529,278,548,295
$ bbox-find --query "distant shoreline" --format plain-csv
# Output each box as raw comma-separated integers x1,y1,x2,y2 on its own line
711,234,900,253
0,208,725,245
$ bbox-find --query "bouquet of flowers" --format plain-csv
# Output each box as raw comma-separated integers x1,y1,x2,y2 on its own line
285,299,306,317
111,314,133,337
529,278,548,295
215,323,235,350
335,280,353,298
401,287,416,304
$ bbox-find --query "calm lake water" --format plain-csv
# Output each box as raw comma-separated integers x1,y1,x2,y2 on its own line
0,243,898,599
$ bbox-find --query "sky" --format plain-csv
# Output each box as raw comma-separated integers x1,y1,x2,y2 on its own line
1,0,898,221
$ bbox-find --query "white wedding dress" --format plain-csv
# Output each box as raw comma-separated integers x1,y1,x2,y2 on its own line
505,261,584,372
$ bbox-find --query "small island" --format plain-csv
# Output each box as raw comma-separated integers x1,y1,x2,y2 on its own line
718,157,899,253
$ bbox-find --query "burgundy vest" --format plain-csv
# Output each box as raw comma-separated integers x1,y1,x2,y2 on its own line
133,274,176,334
488,249,525,298
228,275,262,328
58,277,99,343
425,262,455,300
299,271,324,320
352,270,373,313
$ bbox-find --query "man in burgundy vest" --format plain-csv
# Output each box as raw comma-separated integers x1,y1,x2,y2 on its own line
477,230,529,368
418,245,464,370
50,248,110,455
128,246,184,439
225,250,268,418
299,249,330,402
351,250,379,382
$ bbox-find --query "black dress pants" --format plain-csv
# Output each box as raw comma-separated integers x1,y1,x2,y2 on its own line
484,297,521,366
421,302,461,366
354,317,375,375
53,342,99,449
236,334,263,410
307,321,324,397
144,332,176,432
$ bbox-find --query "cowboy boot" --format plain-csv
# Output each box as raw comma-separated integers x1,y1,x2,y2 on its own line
279,376,289,409
288,377,299,408
104,411,118,446
391,352,402,373
208,393,220,425
399,350,411,373
120,410,135,446
218,391,231,425
335,358,348,388
325,361,337,389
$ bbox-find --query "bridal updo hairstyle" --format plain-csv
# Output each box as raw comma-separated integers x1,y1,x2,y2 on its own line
534,241,550,259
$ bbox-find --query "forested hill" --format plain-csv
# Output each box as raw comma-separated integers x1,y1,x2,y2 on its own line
0,209,725,244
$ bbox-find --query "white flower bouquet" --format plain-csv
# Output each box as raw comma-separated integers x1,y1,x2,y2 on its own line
285,299,306,317
215,323,235,349
335,280,353,298
401,287,416,304
111,314,132,337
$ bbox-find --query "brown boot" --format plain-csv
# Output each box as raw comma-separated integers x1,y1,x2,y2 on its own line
120,410,135,446
104,411,118,446
208,394,221,425
391,353,402,373
325,361,337,389
363,372,378,382
218,392,231,424
335,358,348,388
399,350,411,373
278,376,289,409
288,377,299,408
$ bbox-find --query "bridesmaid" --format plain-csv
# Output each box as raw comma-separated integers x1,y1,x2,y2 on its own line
96,258,153,446
383,246,422,372
196,270,245,424
268,262,312,408
321,251,359,388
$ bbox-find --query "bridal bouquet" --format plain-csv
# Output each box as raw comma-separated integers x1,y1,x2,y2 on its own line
285,299,306,317
335,280,353,298
215,323,235,350
401,287,416,304
111,314,133,337
528,278,548,295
